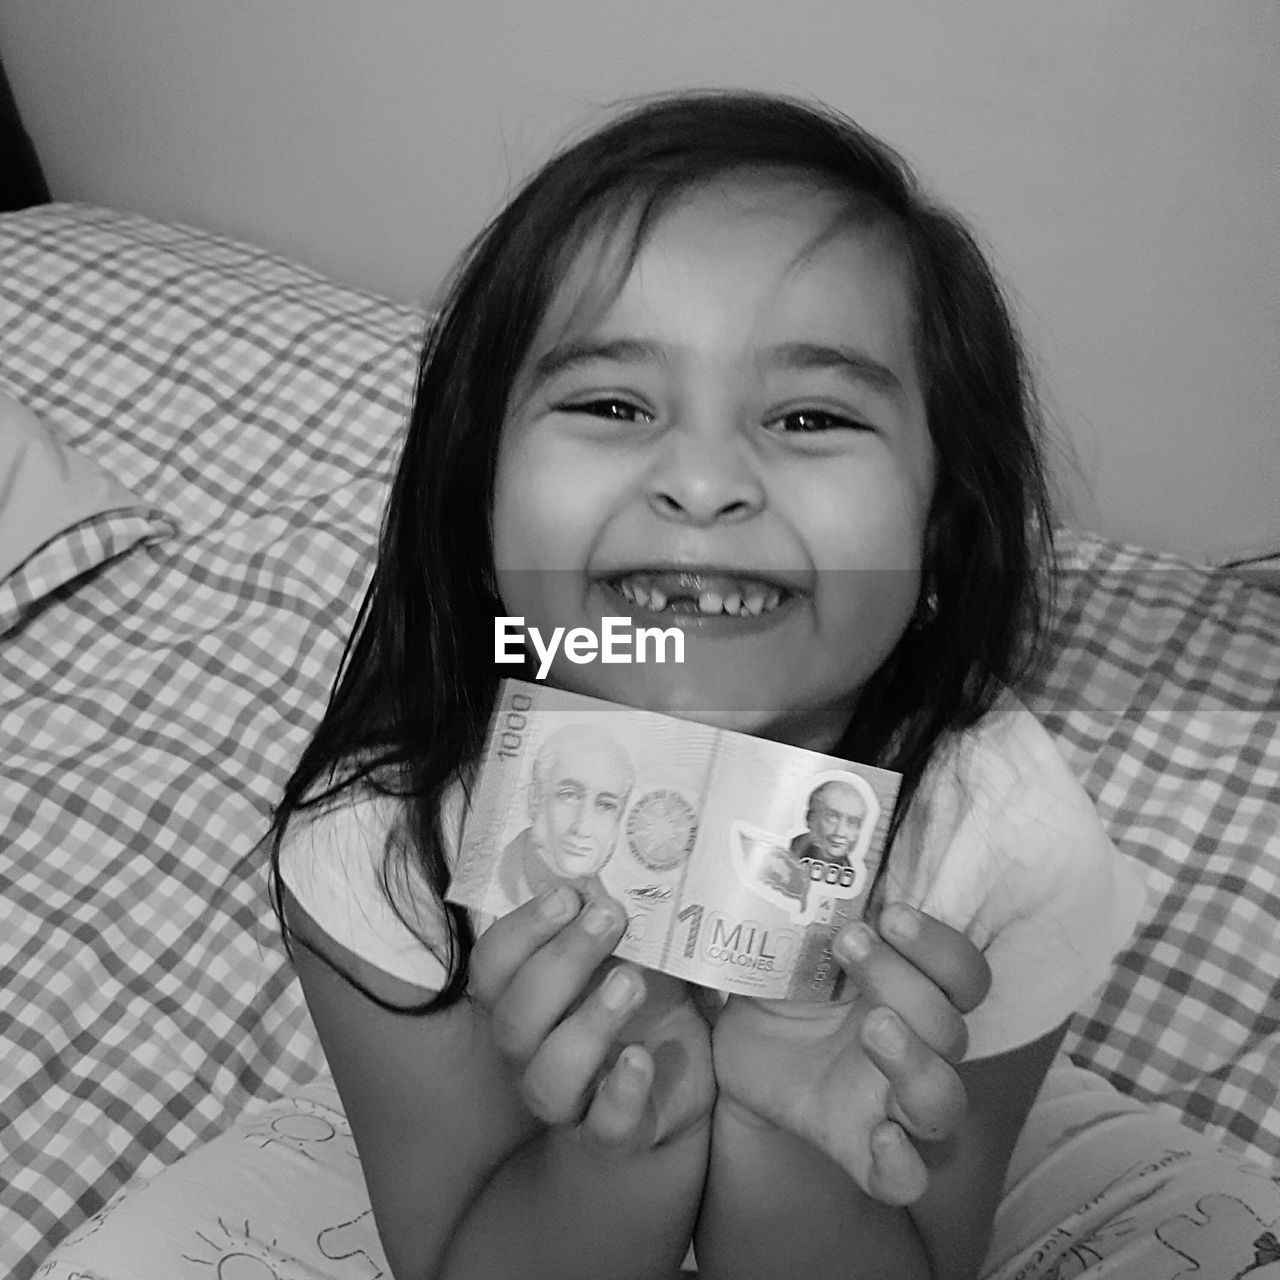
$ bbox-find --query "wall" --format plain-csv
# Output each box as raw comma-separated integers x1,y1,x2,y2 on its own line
2,0,1276,560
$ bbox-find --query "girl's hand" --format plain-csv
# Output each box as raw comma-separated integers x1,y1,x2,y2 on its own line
469,886,715,1154
710,904,990,1204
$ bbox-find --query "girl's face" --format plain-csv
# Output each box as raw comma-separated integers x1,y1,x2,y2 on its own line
492,177,935,752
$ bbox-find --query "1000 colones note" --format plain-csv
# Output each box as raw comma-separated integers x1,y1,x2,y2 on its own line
448,679,901,1001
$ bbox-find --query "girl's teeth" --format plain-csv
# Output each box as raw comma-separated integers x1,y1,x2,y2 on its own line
613,577,785,616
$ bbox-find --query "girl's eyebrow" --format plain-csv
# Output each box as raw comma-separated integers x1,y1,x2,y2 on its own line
533,337,666,381
764,342,904,397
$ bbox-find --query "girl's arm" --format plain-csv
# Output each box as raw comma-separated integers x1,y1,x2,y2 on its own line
285,885,711,1280
697,1024,1065,1280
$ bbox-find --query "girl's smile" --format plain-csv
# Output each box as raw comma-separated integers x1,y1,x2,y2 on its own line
593,565,806,637
492,175,936,750
603,567,795,620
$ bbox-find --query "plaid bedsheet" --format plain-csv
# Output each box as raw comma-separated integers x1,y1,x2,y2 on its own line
1,205,1277,1279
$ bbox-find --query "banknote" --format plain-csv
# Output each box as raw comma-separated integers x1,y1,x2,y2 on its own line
448,679,901,1001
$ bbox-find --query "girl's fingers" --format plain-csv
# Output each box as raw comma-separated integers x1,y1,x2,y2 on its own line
580,1044,656,1149
468,884,585,1006
834,917,970,1063
861,1007,969,1144
865,1120,929,1206
520,963,647,1124
876,905,992,1015
475,893,629,1062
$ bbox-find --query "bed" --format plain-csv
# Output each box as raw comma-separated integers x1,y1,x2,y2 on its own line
1,202,1278,1280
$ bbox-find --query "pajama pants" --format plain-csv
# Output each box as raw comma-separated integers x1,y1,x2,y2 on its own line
39,1058,1280,1280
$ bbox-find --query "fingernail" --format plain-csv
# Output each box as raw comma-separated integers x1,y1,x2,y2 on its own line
868,1008,907,1057
883,905,918,942
617,1045,650,1083
872,1123,909,1164
581,901,618,936
601,968,638,1010
539,886,577,921
836,921,873,963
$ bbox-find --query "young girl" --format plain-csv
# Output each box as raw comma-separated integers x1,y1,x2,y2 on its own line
46,90,1274,1280
266,87,1137,1279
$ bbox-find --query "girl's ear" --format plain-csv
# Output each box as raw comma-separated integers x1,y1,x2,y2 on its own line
911,585,940,630
912,515,943,630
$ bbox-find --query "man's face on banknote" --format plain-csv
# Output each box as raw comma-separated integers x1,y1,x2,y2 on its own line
530,732,633,878
806,781,867,862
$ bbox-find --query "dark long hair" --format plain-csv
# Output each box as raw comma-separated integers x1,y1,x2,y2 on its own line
269,89,1054,1011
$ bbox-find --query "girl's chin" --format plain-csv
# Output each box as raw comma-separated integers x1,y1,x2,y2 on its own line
542,663,847,752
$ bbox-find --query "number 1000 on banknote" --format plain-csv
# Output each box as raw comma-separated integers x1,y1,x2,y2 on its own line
448,679,901,1001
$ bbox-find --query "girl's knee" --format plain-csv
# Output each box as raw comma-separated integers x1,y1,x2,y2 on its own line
988,1062,1280,1279
42,1092,383,1280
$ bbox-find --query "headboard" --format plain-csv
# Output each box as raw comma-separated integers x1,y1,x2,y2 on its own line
0,51,50,212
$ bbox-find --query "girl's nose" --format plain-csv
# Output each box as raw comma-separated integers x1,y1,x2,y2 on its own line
645,420,765,525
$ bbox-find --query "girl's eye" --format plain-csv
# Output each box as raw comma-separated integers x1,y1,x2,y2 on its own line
563,398,650,423
774,409,871,434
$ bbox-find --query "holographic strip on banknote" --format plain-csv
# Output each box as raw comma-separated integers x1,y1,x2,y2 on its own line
448,679,901,1001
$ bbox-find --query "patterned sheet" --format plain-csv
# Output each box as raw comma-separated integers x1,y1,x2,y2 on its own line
1,205,1277,1280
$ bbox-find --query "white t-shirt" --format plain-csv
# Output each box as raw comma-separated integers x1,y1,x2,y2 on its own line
278,695,1147,1061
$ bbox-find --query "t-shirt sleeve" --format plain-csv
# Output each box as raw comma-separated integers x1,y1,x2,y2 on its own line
960,772,1147,1061
277,791,452,992
890,701,1148,1062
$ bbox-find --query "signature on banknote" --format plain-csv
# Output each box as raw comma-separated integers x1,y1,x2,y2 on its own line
627,884,674,905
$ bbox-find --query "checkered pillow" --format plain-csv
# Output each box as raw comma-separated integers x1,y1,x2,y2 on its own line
0,386,175,629
0,505,175,636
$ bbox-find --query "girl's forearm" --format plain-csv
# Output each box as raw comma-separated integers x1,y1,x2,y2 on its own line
695,1099,932,1280
438,1119,709,1280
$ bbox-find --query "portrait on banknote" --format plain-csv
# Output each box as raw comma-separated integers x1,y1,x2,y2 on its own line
492,723,635,912
788,774,874,867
